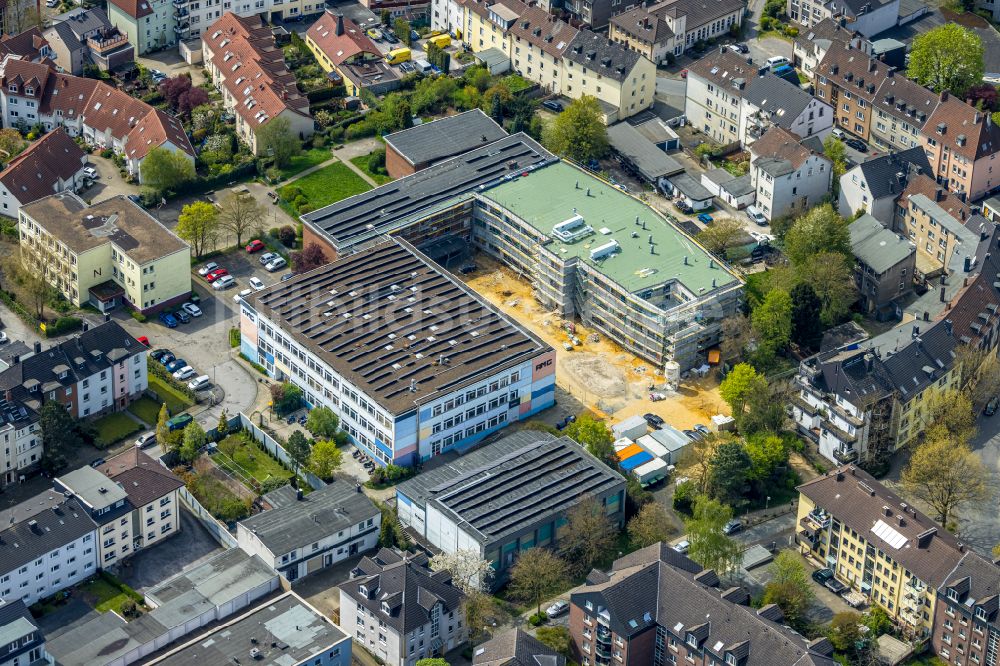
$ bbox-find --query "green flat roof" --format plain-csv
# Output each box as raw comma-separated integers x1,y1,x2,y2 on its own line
480,161,738,295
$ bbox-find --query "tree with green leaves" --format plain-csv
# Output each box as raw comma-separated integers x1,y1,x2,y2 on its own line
826,612,863,654
901,431,990,529
907,24,984,98
685,495,741,575
789,282,823,350
39,400,79,473
707,441,751,506
783,204,850,266
744,432,787,483
155,403,170,452
534,626,571,657
180,421,206,463
719,363,767,418
696,217,745,256
490,92,503,125
558,495,616,575
508,548,569,616
308,439,342,480
305,406,340,440
380,8,390,25
627,502,674,548
751,288,792,364
141,146,195,194
822,136,848,195
564,413,614,462
800,251,857,327
542,95,609,163
464,592,499,643
285,430,311,475
176,200,220,258
217,409,229,439
762,551,814,631
394,18,411,46
256,116,302,168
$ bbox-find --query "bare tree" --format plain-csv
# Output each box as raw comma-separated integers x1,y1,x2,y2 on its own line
218,189,264,247
7,240,56,319
3,0,42,36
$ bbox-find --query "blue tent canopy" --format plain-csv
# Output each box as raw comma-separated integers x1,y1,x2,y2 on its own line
619,451,654,471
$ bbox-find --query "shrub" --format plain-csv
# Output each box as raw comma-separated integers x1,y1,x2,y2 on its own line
279,225,296,247
268,227,280,238
229,328,240,348
192,128,208,142
528,612,547,626
673,480,696,515
100,148,113,159
130,310,147,323
367,148,387,175
785,26,799,37
45,316,82,337
311,133,327,149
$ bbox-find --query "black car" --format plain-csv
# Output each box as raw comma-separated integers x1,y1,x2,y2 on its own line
127,194,143,207
150,348,171,361
825,578,849,595
985,397,999,416
845,138,868,153
542,100,564,113
811,568,834,584
459,263,478,274
643,413,665,429
173,309,191,324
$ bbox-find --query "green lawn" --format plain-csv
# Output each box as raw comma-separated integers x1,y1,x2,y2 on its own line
93,412,142,448
282,161,372,212
350,154,393,185
148,375,193,415
277,148,331,181
127,396,163,424
79,574,143,615
212,433,293,489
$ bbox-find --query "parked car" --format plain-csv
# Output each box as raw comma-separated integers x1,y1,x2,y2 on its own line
165,358,187,373
459,263,477,275
246,239,265,253
765,55,788,68
845,138,868,153
213,275,236,290
684,428,703,441
127,194,143,206
643,412,665,429
189,375,211,391
811,568,834,584
90,457,105,468
205,268,229,282
82,166,99,179
0,332,8,344
694,424,710,435
249,277,266,291
831,128,846,140
158,352,176,366
366,27,383,40
182,302,202,317
697,213,714,224
158,311,178,328
198,261,219,276
259,252,277,266
137,335,150,347
985,397,999,416
234,288,252,303
680,69,687,78
265,257,287,272
150,348,171,361
166,413,193,431
825,578,848,595
173,309,190,324
722,519,742,535
173,366,196,380
672,540,690,554
135,432,156,449
541,100,564,112
745,205,768,226
546,601,569,618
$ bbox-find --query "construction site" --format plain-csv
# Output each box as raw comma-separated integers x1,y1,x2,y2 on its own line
461,255,730,430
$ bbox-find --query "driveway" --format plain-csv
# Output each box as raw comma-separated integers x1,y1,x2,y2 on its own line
747,36,793,68
80,154,141,204
741,549,857,624
295,554,365,618
117,506,224,593
136,51,207,86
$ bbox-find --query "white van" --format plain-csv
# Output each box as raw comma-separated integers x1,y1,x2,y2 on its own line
765,55,788,68
188,375,211,391
414,59,433,74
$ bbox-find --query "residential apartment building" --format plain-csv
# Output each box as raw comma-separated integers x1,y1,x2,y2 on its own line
813,40,892,143
739,73,833,146
837,147,930,222
797,466,974,636
107,0,173,54
608,0,745,63
0,492,98,606
19,192,191,313
789,0,899,37
203,13,312,155
473,628,565,666
338,549,467,666
461,0,523,55
0,58,195,184
44,8,134,75
0,599,50,666
55,466,138,568
897,191,985,276
869,71,938,152
930,551,1000,665
922,91,1000,202
300,134,743,371
792,18,864,76
396,430,625,588
561,31,655,123
569,542,838,666
0,129,87,218
305,12,399,98
0,27,53,63
382,110,507,178
95,449,183,552
237,483,381,582
848,214,915,315
683,48,753,146
239,236,556,467
750,126,832,221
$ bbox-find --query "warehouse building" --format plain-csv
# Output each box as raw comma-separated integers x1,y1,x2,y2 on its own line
240,238,555,467
301,133,743,370
396,430,625,587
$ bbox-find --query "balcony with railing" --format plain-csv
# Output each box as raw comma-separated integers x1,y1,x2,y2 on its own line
833,446,858,463
597,609,610,626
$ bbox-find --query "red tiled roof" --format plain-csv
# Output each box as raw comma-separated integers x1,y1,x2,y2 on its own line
126,108,192,161
0,28,49,61
924,91,1000,162
0,58,51,99
305,11,379,67
107,0,153,20
751,126,814,169
816,40,891,102
203,13,309,132
900,173,972,223
97,449,183,508
0,128,85,205
508,6,579,59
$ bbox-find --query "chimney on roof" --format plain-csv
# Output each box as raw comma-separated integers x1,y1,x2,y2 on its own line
940,286,947,303
33,342,40,354
941,90,949,102
336,13,344,36
867,59,876,72
975,111,983,124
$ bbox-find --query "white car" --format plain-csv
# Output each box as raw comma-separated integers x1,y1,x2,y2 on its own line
672,539,691,554
265,257,287,272
258,252,277,266
0,332,8,344
745,205,768,226
198,261,219,276
212,275,235,290
182,302,202,317
765,55,788,68
249,277,266,291
135,432,156,449
188,375,211,391
82,166,99,179
233,288,252,303
172,365,196,380
546,601,569,618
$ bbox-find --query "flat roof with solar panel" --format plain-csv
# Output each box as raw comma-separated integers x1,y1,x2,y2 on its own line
247,237,551,415
396,430,624,545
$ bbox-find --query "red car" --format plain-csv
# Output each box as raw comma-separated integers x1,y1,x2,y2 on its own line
246,239,265,253
137,335,150,347
205,268,229,282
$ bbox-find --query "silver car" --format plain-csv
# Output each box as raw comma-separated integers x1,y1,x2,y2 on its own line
265,257,287,272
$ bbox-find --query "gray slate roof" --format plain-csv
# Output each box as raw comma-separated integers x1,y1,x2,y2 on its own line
743,74,815,129
239,482,379,557
856,147,930,200
668,172,714,202
721,173,754,197
848,214,914,273
340,548,465,634
564,30,641,83
0,493,97,575
473,628,566,666
383,110,508,168
396,430,624,544
607,121,684,181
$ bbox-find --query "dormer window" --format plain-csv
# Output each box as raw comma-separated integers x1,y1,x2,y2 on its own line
359,584,368,597
25,87,33,96
7,85,15,93
686,633,699,648
948,589,959,602
725,655,737,666
976,607,988,621
381,601,391,614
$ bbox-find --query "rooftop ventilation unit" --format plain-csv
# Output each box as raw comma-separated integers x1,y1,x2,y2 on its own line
551,214,594,243
590,239,620,261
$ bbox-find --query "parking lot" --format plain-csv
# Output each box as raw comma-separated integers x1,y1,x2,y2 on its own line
193,244,293,313
79,154,141,204
741,550,859,624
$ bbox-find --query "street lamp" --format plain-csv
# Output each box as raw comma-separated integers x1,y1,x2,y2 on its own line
765,496,771,510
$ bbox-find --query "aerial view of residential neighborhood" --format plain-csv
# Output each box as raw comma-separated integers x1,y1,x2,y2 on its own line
0,0,997,661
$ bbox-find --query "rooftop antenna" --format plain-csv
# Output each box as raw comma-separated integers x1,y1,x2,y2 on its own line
409,379,417,392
